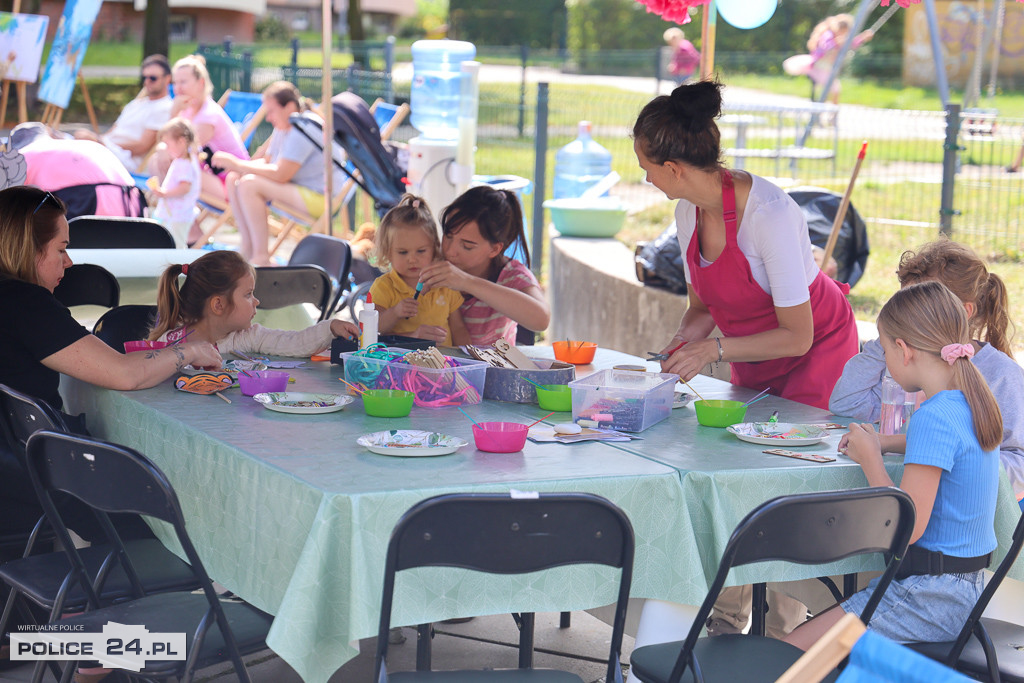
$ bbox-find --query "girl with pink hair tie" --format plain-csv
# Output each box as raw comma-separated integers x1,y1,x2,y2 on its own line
787,280,1003,650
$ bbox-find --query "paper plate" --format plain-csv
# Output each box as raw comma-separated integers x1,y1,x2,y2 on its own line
358,430,468,457
254,392,352,414
727,422,830,446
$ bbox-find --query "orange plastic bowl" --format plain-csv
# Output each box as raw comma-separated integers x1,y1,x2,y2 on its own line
552,341,597,365
472,421,529,453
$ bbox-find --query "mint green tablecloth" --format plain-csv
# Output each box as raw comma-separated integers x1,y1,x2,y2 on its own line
60,349,1024,682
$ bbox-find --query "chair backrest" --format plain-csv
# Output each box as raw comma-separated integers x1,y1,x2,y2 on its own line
220,90,266,147
375,492,634,682
68,216,176,249
53,263,121,309
25,430,224,617
93,305,159,351
669,487,915,683
942,510,1024,662
0,383,69,457
288,234,353,318
254,265,332,320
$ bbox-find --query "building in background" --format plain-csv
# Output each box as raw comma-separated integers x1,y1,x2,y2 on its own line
264,0,415,35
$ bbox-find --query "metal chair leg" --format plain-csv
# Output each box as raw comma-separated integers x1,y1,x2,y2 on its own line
415,623,432,671
751,583,768,637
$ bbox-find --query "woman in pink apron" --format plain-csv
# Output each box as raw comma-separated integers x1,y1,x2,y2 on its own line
633,80,858,410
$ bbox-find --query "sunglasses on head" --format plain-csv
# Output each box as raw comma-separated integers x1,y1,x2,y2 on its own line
33,192,58,214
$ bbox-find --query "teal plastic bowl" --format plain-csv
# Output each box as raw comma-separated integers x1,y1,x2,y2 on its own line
543,198,627,238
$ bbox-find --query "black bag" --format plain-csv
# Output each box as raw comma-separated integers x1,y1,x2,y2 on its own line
635,222,687,295
788,188,870,288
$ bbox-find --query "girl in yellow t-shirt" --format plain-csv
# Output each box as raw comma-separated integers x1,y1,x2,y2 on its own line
369,194,470,346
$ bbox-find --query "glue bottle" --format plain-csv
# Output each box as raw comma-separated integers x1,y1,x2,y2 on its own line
359,294,379,349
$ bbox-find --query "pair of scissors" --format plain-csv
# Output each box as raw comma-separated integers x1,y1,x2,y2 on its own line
646,341,686,362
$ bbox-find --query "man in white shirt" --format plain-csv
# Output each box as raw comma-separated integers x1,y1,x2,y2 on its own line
74,54,173,173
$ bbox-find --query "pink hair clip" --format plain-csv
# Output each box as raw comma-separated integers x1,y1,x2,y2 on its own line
181,263,189,275
940,343,974,365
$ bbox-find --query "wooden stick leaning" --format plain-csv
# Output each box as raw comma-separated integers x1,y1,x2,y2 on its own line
403,347,480,403
822,141,868,268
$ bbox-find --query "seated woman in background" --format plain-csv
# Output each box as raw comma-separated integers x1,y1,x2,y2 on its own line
212,80,344,266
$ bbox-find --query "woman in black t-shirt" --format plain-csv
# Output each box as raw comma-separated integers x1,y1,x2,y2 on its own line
0,186,222,542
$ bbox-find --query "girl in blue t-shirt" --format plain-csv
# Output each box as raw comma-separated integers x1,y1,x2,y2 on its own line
787,280,1003,649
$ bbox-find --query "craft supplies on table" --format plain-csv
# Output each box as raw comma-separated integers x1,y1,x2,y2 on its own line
339,345,487,407
569,369,677,432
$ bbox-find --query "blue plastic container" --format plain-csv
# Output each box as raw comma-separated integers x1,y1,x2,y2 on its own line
410,39,476,141
553,121,613,199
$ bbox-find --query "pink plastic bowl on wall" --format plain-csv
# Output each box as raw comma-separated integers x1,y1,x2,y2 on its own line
472,421,529,453
239,371,290,397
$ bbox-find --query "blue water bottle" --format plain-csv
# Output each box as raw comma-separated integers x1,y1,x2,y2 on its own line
410,39,477,141
553,121,613,199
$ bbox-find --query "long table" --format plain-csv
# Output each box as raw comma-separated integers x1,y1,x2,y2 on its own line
60,350,1024,683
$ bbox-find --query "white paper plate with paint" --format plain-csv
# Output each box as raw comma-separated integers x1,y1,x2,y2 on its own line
358,430,468,457
727,422,829,446
254,392,353,414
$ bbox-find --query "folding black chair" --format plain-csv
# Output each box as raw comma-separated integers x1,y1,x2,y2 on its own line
374,492,634,683
628,487,916,683
344,257,384,323
92,304,159,351
909,511,1024,682
23,431,273,683
287,233,353,319
52,263,120,309
68,216,176,249
254,265,333,322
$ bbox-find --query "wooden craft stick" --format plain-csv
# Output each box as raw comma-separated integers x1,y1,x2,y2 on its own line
215,392,232,404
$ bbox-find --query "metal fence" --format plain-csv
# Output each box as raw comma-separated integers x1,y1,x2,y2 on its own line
196,43,1023,258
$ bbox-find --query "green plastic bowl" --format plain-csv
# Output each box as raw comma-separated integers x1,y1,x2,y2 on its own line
694,399,747,428
543,198,627,238
535,384,572,412
362,389,414,418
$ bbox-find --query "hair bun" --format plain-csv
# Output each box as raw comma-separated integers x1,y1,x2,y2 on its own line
670,80,723,125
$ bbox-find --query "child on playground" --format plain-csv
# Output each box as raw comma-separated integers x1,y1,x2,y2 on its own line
830,240,1024,505
663,27,701,85
797,14,874,105
148,250,358,356
148,117,202,248
788,280,1002,648
417,185,550,345
369,194,470,346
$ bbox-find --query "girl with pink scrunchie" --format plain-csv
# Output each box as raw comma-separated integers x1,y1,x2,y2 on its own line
787,280,1003,649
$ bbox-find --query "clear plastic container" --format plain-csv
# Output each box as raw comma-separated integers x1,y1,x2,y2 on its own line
553,121,613,199
879,373,916,435
410,39,477,141
340,348,488,407
569,369,677,432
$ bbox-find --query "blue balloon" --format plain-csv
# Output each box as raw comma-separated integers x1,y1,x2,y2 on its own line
717,0,778,30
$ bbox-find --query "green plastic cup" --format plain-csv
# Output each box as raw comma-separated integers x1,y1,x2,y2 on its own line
535,385,572,412
362,389,414,418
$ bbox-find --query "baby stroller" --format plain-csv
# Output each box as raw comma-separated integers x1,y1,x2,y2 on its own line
289,91,407,222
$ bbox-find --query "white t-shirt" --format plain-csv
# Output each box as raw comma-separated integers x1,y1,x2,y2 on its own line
153,155,201,225
674,174,820,308
103,95,173,172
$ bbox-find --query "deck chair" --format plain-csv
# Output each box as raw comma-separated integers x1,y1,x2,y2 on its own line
68,216,176,249
21,430,272,683
628,487,916,683
908,511,1024,682
287,234,353,319
93,305,159,351
374,492,634,682
777,613,974,683
254,265,333,321
52,263,120,309
266,97,409,255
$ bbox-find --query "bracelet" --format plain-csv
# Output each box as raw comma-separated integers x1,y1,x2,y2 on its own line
714,337,724,363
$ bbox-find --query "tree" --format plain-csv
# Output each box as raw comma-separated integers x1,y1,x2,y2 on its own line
144,0,169,63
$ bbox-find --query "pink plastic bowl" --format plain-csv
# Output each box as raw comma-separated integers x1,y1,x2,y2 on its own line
472,421,529,453
238,370,290,397
124,340,169,353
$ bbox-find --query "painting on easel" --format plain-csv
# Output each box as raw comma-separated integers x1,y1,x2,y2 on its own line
0,13,49,83
38,0,102,110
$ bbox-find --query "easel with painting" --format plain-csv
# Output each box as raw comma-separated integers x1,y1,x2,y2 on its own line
35,0,103,132
0,0,49,129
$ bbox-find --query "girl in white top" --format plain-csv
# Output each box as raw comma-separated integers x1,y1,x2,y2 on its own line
150,250,358,356
149,118,201,248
